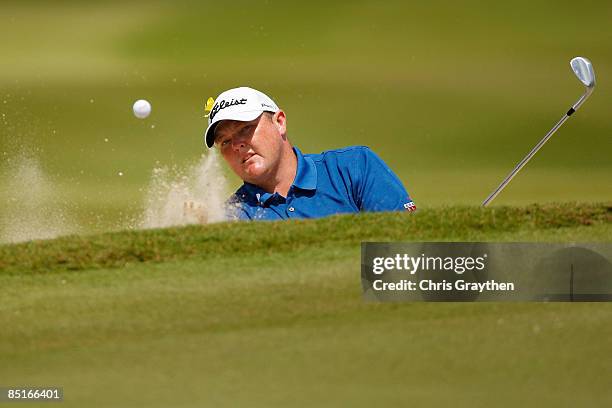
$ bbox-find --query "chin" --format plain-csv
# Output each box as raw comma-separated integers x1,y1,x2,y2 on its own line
243,160,267,176
239,165,261,179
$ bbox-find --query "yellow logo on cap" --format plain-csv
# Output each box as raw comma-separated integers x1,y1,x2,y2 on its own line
204,97,215,118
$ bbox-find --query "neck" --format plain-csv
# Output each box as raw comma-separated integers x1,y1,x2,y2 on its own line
259,146,297,197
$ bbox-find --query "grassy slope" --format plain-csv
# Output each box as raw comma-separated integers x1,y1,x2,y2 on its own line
1,205,611,407
1,203,610,274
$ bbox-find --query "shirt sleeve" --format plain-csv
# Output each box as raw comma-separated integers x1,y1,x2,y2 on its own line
353,147,415,212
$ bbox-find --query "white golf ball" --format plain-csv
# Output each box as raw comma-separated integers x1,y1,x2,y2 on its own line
133,99,151,119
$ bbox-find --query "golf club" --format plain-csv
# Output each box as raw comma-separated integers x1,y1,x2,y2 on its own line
482,56,596,207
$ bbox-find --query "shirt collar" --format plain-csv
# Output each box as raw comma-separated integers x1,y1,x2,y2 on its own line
292,146,317,191
241,146,317,206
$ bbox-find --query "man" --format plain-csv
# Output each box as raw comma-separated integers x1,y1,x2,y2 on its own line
203,86,415,220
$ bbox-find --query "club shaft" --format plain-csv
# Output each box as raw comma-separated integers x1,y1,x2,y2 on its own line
481,112,571,207
483,57,595,207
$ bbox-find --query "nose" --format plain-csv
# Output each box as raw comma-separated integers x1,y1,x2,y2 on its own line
231,134,248,152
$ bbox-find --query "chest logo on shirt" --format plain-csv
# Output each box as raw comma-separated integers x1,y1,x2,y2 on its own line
404,201,417,212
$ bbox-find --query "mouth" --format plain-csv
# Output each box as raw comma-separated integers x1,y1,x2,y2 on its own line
242,153,256,164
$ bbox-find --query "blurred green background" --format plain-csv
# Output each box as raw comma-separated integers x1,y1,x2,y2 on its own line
1,0,611,238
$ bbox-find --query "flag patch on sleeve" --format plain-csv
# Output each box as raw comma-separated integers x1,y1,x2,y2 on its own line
403,201,417,212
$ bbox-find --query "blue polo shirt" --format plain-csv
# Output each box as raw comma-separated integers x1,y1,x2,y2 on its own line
227,146,415,220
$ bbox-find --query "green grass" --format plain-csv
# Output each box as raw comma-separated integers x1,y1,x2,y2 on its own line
1,205,611,407
1,203,610,274
0,2,611,404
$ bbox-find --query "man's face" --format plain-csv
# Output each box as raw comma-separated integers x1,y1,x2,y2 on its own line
214,111,287,185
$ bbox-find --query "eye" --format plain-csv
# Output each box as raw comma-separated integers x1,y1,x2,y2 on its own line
216,136,230,147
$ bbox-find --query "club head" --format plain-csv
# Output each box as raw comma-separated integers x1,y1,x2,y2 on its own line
570,57,595,88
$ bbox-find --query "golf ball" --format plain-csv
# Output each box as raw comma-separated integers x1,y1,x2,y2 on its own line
133,99,151,119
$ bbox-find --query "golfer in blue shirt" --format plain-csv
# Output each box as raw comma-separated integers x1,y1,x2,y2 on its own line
204,87,415,220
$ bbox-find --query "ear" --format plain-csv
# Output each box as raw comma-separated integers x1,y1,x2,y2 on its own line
273,110,287,139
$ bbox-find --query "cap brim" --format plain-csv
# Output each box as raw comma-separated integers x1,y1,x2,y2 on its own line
204,110,265,148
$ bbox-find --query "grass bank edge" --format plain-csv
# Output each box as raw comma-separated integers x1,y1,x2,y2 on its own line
1,203,610,275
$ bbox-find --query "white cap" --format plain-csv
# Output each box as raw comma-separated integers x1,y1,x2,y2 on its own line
204,86,279,148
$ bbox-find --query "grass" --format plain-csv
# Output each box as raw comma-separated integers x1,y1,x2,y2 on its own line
1,205,611,407
1,203,610,274
0,1,611,405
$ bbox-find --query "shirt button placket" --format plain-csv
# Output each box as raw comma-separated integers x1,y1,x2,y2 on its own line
287,189,295,217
